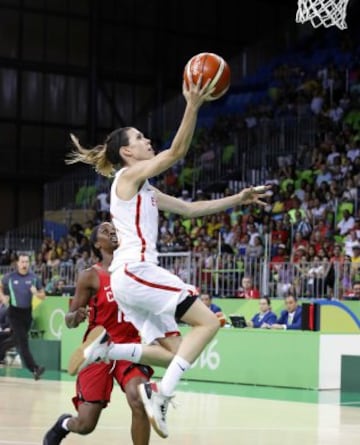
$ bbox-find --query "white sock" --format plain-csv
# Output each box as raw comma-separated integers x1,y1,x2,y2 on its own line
107,343,143,362
160,355,191,397
61,418,70,431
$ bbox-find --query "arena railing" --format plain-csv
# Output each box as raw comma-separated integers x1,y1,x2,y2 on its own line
0,253,356,301
0,219,44,252
42,116,317,210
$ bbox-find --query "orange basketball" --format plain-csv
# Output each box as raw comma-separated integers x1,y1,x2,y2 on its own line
215,311,227,327
183,52,231,101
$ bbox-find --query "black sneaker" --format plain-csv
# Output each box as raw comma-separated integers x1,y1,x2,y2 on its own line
33,365,45,381
43,414,72,445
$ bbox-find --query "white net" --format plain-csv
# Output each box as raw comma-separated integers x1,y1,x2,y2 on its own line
296,0,350,30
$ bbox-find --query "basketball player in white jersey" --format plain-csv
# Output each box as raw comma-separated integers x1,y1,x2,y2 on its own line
66,75,269,438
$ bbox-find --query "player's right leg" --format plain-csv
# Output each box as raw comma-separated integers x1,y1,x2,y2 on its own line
67,326,110,375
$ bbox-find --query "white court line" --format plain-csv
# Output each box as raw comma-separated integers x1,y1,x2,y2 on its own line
0,441,38,445
340,400,360,405
0,426,359,432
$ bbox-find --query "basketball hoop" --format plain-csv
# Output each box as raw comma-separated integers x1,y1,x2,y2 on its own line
296,0,350,30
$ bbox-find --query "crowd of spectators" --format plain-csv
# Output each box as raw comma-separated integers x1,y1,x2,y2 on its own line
1,31,360,300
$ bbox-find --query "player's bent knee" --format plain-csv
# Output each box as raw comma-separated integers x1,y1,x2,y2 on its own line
127,387,147,416
77,420,96,435
129,396,147,415
207,316,221,334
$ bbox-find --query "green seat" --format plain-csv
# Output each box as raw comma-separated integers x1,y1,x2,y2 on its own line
295,169,314,189
336,202,354,223
222,144,235,164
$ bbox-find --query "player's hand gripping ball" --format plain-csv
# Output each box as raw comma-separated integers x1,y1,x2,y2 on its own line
183,52,231,101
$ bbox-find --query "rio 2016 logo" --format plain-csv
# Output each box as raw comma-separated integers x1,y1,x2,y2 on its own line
49,308,66,339
191,339,220,370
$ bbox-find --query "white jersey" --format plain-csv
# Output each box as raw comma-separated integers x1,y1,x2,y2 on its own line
109,168,159,271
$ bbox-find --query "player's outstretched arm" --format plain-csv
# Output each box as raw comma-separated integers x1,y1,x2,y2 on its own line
65,269,97,328
153,185,271,218
121,76,214,187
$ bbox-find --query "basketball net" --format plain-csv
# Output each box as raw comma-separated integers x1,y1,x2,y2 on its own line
296,0,350,30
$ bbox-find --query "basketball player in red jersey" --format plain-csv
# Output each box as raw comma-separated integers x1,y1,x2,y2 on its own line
43,222,173,445
65,75,270,438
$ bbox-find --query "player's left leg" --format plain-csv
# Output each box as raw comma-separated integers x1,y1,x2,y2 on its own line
43,402,104,445
115,361,154,445
43,361,113,445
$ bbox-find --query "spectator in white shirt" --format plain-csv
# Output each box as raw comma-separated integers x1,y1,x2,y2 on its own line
346,140,360,162
336,209,355,237
315,164,332,187
310,90,324,115
327,103,344,124
344,232,360,257
326,144,341,165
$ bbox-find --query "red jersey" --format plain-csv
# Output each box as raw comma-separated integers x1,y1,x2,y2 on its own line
84,264,141,344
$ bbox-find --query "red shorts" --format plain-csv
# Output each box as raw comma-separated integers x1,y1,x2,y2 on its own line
72,360,153,410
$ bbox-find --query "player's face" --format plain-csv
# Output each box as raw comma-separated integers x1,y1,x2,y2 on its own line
125,127,155,160
97,222,119,252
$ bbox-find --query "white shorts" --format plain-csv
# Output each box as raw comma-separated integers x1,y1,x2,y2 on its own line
110,262,198,344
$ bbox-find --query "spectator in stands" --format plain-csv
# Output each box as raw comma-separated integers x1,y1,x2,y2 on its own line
268,294,302,330
246,296,277,328
351,217,360,239
75,251,91,277
307,255,331,298
344,281,360,300
48,279,67,297
271,243,288,265
344,231,360,257
330,243,345,265
293,212,313,240
271,220,289,248
345,139,360,163
95,186,110,216
199,293,222,314
351,244,360,282
83,220,95,239
315,164,332,187
235,276,260,299
340,255,353,298
292,232,309,252
246,235,264,259
335,209,355,237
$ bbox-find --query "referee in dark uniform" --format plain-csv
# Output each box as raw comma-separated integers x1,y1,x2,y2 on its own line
0,252,46,380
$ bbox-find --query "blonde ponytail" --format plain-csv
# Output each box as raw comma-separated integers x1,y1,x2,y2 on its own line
65,133,116,177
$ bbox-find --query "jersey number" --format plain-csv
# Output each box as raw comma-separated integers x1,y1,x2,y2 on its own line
105,285,124,323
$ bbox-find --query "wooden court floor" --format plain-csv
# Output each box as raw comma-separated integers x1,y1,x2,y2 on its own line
1,374,360,445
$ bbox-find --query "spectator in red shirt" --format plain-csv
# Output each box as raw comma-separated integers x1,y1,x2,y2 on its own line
271,220,289,248
236,276,260,299
292,232,309,253
314,218,331,240
330,243,345,265
291,245,307,263
271,244,288,264
309,230,324,254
